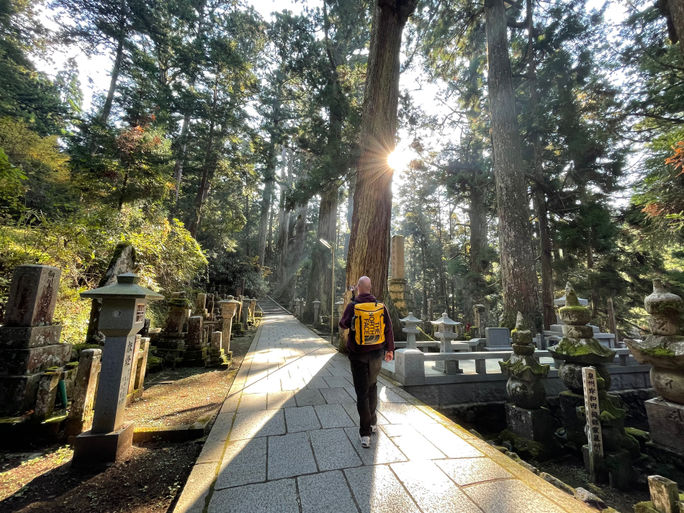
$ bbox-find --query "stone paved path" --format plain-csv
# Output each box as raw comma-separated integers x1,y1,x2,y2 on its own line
174,299,595,513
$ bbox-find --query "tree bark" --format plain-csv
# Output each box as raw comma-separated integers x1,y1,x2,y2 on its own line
666,0,684,55
527,0,555,330
484,0,540,331
464,177,488,324
345,0,418,305
305,186,338,322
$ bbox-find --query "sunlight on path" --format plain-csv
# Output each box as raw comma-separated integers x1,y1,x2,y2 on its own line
173,299,596,513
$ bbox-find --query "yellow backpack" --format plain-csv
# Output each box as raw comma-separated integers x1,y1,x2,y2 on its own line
352,301,386,346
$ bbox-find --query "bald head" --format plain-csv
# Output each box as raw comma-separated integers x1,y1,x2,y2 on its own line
357,276,372,294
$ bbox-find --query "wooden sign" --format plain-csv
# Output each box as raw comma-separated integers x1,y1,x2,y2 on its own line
582,366,604,458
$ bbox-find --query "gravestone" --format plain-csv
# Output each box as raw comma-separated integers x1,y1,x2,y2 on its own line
65,348,102,436
485,327,511,350
73,273,162,467
183,315,206,366
0,265,71,417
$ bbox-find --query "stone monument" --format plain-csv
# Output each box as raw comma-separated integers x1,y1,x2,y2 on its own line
0,265,71,418
151,292,190,367
626,280,684,456
395,313,424,386
73,273,162,467
549,282,639,488
388,235,408,316
500,312,552,441
312,300,321,327
183,315,206,366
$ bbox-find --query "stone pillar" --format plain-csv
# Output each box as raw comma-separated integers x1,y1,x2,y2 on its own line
0,265,71,417
183,315,206,366
388,235,408,316
126,336,150,403
73,273,162,467
500,312,552,441
626,280,684,457
473,304,487,338
549,282,639,488
195,293,208,318
396,312,424,386
213,299,239,367
312,300,321,326
249,298,257,322
65,348,102,436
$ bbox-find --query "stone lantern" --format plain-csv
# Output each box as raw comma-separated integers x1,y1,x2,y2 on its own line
395,312,425,386
400,312,421,350
431,312,462,374
626,280,684,456
73,273,163,467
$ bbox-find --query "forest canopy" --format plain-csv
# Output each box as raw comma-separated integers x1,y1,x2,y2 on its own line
0,0,682,343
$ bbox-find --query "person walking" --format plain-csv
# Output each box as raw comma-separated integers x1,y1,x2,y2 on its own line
339,276,394,448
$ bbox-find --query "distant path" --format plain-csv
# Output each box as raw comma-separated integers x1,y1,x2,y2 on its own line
174,297,594,513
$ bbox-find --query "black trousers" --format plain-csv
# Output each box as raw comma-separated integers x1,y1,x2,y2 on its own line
349,349,383,436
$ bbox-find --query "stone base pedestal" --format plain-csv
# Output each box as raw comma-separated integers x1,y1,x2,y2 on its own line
558,390,586,448
646,397,684,456
505,404,553,441
72,422,135,468
207,349,231,368
183,347,207,366
395,349,425,385
433,360,462,375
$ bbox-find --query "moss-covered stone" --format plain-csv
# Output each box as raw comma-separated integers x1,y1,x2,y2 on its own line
633,501,659,513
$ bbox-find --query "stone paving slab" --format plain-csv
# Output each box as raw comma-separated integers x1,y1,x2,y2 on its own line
174,299,598,513
298,470,360,513
309,427,362,471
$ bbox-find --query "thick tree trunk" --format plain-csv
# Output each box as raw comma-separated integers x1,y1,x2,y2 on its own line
305,186,338,322
100,28,125,125
345,0,417,305
464,179,488,324
666,0,684,55
485,0,540,331
527,0,555,330
257,176,275,266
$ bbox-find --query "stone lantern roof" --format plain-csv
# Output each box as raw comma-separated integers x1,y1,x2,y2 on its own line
81,273,163,300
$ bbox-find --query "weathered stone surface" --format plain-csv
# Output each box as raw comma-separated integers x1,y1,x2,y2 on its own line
573,487,606,510
645,397,684,456
267,432,317,479
72,422,135,468
65,348,102,436
647,475,680,513
34,369,61,419
0,325,62,349
500,312,549,411
5,265,61,327
0,343,71,375
209,479,299,513
0,374,41,415
505,404,554,441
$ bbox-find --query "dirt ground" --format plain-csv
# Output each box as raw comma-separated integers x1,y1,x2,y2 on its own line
0,327,257,513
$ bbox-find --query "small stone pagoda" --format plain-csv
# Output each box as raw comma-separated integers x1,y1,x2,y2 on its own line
500,312,551,441
626,280,684,456
549,282,639,488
